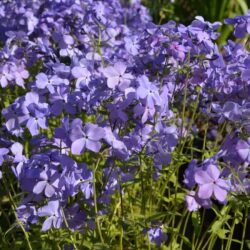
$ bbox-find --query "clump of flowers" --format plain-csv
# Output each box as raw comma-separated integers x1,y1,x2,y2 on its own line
0,0,250,248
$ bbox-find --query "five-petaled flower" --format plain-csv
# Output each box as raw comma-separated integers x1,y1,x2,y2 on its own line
194,164,228,202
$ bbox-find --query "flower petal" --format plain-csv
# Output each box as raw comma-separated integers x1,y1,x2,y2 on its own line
206,164,220,181
71,138,86,155
86,139,101,153
194,169,213,184
45,184,55,197
213,185,227,202
197,183,213,199
33,181,47,194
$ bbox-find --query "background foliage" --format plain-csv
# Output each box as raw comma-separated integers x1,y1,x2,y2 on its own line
142,0,250,45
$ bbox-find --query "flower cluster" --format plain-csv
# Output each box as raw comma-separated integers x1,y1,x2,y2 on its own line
0,0,249,246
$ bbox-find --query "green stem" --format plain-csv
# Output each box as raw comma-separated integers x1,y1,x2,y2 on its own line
240,207,248,250
116,165,124,250
180,87,201,154
179,209,190,249
226,215,236,250
93,158,104,244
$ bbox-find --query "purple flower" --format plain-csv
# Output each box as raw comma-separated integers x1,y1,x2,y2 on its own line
35,73,69,94
49,86,75,116
236,138,250,162
0,63,13,88
24,92,49,136
64,204,86,231
17,204,38,229
124,36,140,55
185,191,212,211
169,42,186,62
148,226,168,247
0,148,9,166
133,103,156,124
194,164,228,202
10,142,26,163
11,64,29,88
103,62,133,91
33,167,59,198
72,66,91,89
183,160,198,189
136,75,161,108
38,200,62,231
185,191,201,211
70,121,105,155
225,11,250,38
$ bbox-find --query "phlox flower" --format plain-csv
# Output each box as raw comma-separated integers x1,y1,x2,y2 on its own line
194,164,228,202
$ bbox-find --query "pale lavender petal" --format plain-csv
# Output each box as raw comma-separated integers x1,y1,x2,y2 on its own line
0,76,8,87
141,108,149,123
185,192,201,212
0,148,9,155
103,66,118,78
216,179,228,189
49,200,59,213
86,140,101,152
53,217,62,229
36,73,48,89
147,95,155,108
236,140,250,161
6,118,17,131
33,181,47,194
206,164,220,181
25,92,39,105
20,70,29,79
115,62,126,75
38,206,52,217
63,35,74,45
137,86,148,99
71,138,86,155
213,185,227,202
194,169,213,184
27,117,39,136
86,124,105,140
38,117,47,129
11,142,23,155
45,184,55,197
118,79,130,91
107,77,119,89
72,66,84,78
197,183,213,199
42,217,53,231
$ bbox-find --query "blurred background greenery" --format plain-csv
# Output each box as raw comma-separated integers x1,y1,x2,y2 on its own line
142,0,250,45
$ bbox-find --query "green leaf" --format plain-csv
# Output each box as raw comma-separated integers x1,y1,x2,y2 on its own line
216,228,230,239
179,235,192,248
237,0,248,13
246,240,250,249
209,214,231,239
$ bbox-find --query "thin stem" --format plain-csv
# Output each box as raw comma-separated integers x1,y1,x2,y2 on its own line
179,209,190,249
240,207,248,250
226,215,236,250
116,164,124,250
93,158,104,244
180,87,201,154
